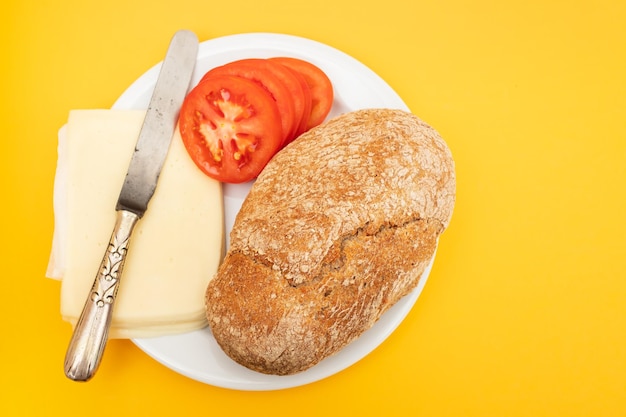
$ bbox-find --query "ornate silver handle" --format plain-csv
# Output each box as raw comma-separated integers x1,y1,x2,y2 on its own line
64,210,140,381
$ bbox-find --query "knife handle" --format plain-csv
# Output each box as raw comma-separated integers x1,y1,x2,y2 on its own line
64,210,140,381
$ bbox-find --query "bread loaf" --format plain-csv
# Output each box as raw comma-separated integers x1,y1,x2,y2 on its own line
205,108,456,375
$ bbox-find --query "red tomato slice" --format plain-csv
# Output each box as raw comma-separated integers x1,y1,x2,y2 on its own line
202,59,297,144
279,64,312,141
270,57,333,131
178,75,283,184
257,60,311,143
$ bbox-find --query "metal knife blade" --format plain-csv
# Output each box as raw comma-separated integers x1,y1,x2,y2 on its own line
118,30,199,216
64,29,199,382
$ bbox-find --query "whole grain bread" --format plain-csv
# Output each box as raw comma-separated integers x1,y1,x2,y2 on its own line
205,108,456,375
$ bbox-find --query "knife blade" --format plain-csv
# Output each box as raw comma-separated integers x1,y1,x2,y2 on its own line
64,29,199,382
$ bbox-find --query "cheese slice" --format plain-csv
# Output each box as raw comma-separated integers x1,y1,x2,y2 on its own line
47,109,224,339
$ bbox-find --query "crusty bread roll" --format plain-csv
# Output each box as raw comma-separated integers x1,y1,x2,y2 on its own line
205,108,456,375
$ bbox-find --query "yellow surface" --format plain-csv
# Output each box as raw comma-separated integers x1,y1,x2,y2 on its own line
2,0,625,415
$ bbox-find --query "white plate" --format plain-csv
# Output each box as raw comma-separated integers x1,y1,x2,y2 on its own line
112,32,434,391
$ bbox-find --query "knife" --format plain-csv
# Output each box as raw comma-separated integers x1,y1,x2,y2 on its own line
64,29,199,382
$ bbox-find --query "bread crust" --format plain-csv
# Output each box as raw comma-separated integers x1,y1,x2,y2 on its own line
205,108,456,375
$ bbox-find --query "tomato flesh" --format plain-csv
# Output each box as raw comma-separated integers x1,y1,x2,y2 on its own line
179,75,282,183
179,57,334,183
202,59,297,144
277,64,312,141
270,57,334,130
257,60,311,142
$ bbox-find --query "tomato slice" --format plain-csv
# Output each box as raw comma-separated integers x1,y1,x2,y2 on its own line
256,59,311,143
279,64,312,141
178,75,283,184
270,57,333,131
202,59,297,144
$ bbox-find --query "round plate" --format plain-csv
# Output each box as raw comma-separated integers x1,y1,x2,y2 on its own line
112,32,433,391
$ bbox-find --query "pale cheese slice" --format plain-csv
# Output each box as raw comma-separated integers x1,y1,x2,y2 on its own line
49,109,224,338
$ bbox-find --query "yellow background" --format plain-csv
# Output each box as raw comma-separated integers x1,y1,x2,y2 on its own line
2,0,625,415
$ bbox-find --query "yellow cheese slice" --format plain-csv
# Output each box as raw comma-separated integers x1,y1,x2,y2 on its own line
51,109,223,338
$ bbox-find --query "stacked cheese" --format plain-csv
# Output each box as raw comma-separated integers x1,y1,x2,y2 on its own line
46,110,224,339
